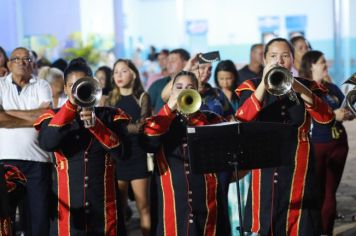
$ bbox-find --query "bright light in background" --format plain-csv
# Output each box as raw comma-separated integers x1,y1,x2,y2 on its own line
176,0,185,44
79,0,114,42
341,0,350,78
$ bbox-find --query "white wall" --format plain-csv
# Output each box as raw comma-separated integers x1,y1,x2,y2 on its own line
123,0,183,49
347,0,356,37
79,0,114,36
123,0,334,48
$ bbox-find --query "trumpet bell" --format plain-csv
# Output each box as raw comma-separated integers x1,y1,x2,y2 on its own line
72,77,102,107
346,89,356,115
177,89,202,115
265,66,294,96
344,73,356,86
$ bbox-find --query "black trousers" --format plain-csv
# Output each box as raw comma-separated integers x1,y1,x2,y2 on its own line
1,160,51,236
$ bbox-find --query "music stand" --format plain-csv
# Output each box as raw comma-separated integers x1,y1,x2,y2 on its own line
186,121,297,235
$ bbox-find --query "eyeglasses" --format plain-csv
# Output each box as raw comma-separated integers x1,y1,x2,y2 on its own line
9,57,32,64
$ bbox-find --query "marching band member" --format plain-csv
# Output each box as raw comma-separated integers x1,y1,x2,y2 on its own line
235,38,335,236
0,164,26,236
143,71,230,235
34,58,130,236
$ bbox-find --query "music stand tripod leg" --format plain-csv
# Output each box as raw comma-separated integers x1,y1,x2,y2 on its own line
233,158,244,235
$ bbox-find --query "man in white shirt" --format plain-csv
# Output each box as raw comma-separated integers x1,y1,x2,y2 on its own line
0,47,52,235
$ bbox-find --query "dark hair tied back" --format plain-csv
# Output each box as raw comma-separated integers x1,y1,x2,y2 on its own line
64,57,93,83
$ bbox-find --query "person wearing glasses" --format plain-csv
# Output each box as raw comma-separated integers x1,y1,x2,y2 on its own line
0,47,53,235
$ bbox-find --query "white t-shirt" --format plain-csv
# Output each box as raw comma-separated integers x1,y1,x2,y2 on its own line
0,74,53,162
56,94,68,108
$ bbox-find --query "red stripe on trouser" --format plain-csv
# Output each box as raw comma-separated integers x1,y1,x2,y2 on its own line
104,156,118,236
0,218,11,236
55,152,70,236
251,170,261,232
287,142,309,236
157,149,177,236
204,174,217,236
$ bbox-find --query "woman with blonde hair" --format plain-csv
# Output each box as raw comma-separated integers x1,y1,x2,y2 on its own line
107,59,151,236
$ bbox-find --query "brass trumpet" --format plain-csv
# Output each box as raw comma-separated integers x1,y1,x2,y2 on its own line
264,66,299,104
72,77,102,128
177,89,202,115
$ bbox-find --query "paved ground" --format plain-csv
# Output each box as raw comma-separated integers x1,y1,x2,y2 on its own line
334,121,356,235
127,121,356,236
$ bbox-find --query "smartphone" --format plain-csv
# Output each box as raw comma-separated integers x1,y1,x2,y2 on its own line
198,51,220,64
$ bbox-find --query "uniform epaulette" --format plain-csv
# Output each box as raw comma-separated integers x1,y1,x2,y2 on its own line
33,110,55,130
113,108,131,123
235,80,257,97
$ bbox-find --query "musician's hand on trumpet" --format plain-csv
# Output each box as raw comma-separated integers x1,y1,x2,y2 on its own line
344,110,355,121
253,61,274,102
79,109,96,125
167,87,180,112
290,79,314,107
334,108,350,122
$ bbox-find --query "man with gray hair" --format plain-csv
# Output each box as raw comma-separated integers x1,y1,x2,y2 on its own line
238,43,264,85
0,47,52,235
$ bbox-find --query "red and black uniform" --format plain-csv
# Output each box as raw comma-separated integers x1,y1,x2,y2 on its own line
0,164,26,236
34,100,130,236
143,104,230,236
235,78,334,236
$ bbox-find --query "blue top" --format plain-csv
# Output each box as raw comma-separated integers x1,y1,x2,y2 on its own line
311,82,346,143
148,76,171,114
230,95,239,111
200,83,234,118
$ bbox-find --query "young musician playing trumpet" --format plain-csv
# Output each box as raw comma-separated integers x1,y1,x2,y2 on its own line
143,71,230,235
34,58,130,236
235,38,335,236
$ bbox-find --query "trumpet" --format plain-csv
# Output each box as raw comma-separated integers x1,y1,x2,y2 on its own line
345,90,356,115
72,76,102,128
177,89,202,115
342,73,356,115
264,66,299,104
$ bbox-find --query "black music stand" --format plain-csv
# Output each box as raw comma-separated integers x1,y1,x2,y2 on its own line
186,122,297,235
